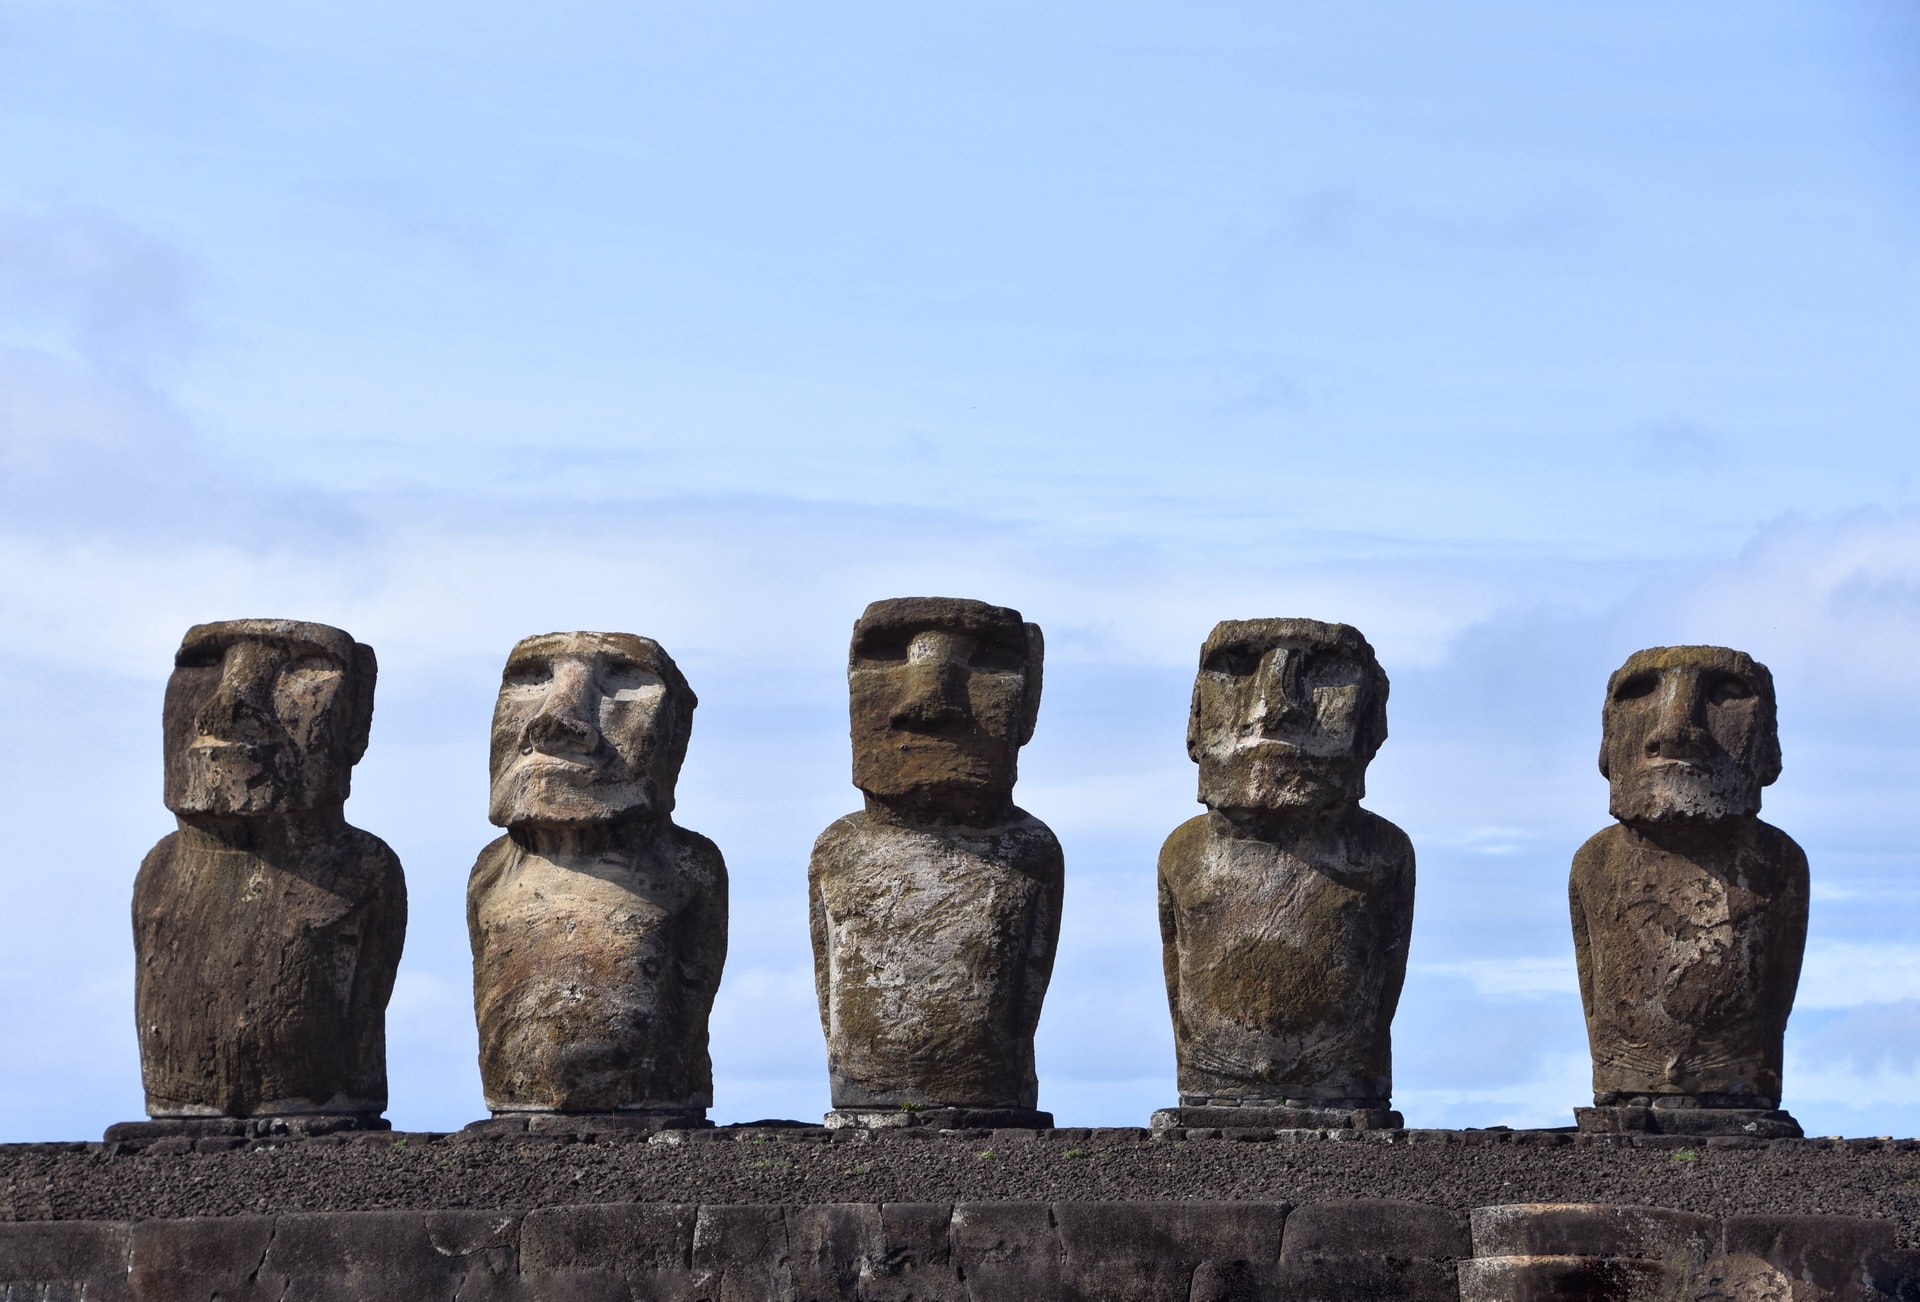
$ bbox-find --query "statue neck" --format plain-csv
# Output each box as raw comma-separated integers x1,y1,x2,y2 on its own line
863,790,1017,832
174,806,348,857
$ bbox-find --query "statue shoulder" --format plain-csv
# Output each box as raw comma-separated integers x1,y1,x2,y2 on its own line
1001,809,1064,878
1569,824,1629,885
809,812,872,878
467,834,519,901
341,825,405,893
1348,807,1414,869
667,823,728,884
1157,814,1213,884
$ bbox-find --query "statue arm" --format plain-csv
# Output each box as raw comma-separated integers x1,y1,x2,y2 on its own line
677,833,730,1011
1569,841,1598,1020
807,839,836,1044
1021,832,1066,1043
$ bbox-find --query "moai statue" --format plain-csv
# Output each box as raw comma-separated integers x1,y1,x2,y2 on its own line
467,632,726,1133
1570,646,1807,1138
809,597,1063,1129
124,620,405,1140
1153,618,1413,1133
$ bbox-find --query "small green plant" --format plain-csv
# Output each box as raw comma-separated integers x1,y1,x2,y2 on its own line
751,1157,790,1171
900,1101,923,1113
1671,1149,1700,1164
852,1163,872,1175
393,1138,408,1149
976,1148,995,1160
1061,1148,1087,1160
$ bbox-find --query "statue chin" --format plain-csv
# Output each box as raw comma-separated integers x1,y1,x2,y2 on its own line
1200,757,1361,815
1610,772,1761,825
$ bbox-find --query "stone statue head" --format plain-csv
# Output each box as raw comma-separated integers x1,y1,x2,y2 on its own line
488,631,696,828
163,619,378,818
1188,618,1389,814
848,597,1043,817
1601,644,1780,825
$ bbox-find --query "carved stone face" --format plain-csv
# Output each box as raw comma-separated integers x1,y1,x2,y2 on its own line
848,597,1042,813
1188,618,1388,814
488,632,695,828
1601,645,1779,825
163,619,376,818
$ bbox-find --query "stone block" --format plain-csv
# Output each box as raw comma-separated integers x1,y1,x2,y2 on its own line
1574,1105,1803,1139
949,1203,1059,1301
1457,1254,1682,1302
0,1221,131,1302
1054,1201,1287,1302
521,1203,699,1298
1470,1203,1718,1263
1277,1199,1467,1302
1723,1213,1898,1299
691,1206,793,1302
785,1203,883,1300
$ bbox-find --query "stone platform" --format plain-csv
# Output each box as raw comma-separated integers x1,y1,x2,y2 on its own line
11,1126,1920,1298
824,1106,1053,1130
1152,1104,1404,1132
1576,1103,1805,1140
1,1198,1911,1299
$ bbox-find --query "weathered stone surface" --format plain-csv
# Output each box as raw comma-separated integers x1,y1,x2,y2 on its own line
3,1202,1914,1300
810,598,1063,1117
1158,618,1413,1112
1574,1104,1802,1139
948,1202,1061,1300
132,619,405,1121
469,632,727,1116
1471,1203,1719,1262
1054,1201,1288,1302
1571,646,1808,1129
1151,1105,1402,1132
1722,1213,1897,1299
1277,1198,1466,1302
826,1106,1054,1130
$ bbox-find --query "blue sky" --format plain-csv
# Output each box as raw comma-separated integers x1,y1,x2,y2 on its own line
2,0,1918,1139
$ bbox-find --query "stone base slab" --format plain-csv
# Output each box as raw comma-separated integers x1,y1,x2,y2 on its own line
104,1114,387,1146
1574,1105,1803,1139
825,1106,1054,1130
1152,1105,1404,1132
2,1200,1907,1301
463,1110,711,1137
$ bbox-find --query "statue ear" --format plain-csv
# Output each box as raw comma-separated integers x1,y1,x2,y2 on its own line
1186,680,1205,762
1017,623,1044,746
346,643,378,766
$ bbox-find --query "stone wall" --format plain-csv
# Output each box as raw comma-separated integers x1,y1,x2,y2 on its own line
3,1198,1912,1300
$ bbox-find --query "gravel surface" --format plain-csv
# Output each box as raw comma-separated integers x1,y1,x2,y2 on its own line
6,1128,1920,1246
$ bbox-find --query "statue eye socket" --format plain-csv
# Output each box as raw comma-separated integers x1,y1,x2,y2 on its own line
503,660,553,689
1612,672,1658,703
852,631,911,663
1203,647,1260,677
966,638,1026,673
1707,675,1755,705
280,655,341,679
174,647,223,670
1303,652,1362,689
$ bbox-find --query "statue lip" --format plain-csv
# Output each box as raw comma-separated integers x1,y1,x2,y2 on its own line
1643,757,1714,773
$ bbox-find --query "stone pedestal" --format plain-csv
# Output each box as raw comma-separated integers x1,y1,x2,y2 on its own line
1151,1104,1403,1133
825,1107,1054,1131
104,1114,387,1145
1574,1104,1802,1139
462,1110,712,1138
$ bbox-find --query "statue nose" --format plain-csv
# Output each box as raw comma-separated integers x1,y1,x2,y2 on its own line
193,643,277,742
1251,650,1310,732
526,710,598,755
891,635,970,730
523,662,601,755
1645,674,1714,761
